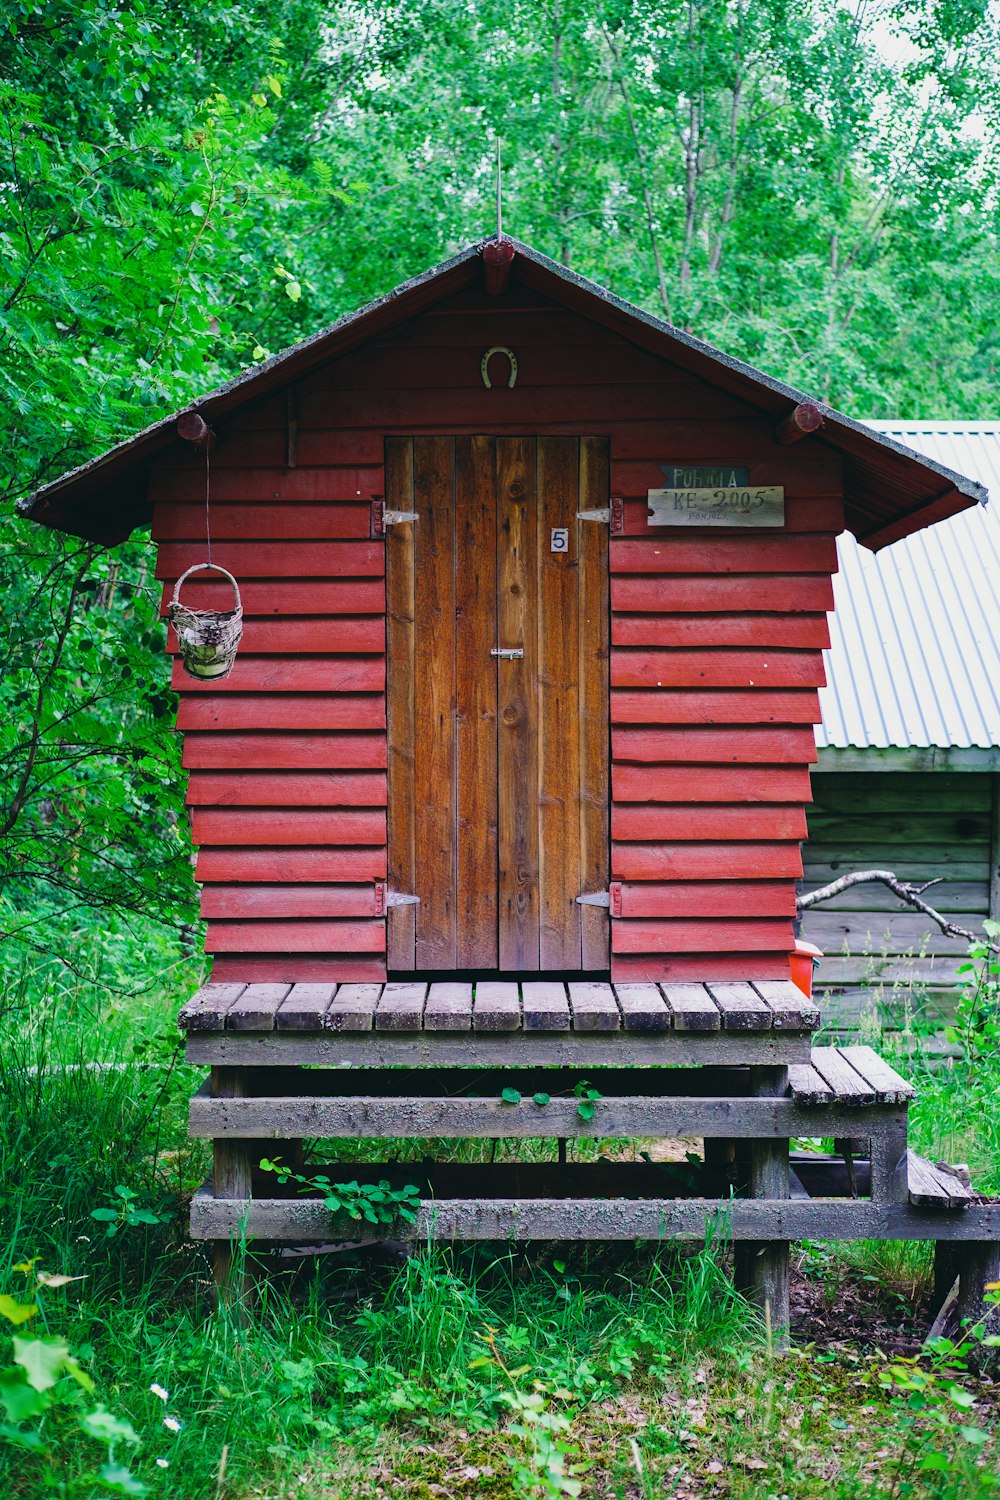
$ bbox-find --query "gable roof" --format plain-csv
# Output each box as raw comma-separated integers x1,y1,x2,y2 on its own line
819,423,1000,752
18,237,988,548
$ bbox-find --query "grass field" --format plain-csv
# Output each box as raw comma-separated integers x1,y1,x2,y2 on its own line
1,929,998,1499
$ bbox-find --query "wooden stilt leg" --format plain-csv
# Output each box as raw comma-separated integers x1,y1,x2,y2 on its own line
933,1241,962,1314
957,1242,1000,1359
869,1119,909,1205
211,1066,254,1312
745,1065,790,1351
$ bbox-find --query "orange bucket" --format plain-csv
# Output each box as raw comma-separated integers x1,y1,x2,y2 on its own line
789,939,822,999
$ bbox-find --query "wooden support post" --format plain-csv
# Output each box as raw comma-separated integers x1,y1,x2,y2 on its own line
774,401,824,446
176,410,216,451
210,1066,254,1310
869,1119,909,1204
933,1241,962,1314
957,1242,1000,1348
736,1066,790,1350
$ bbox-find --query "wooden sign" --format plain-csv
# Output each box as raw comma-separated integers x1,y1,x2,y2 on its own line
647,483,785,528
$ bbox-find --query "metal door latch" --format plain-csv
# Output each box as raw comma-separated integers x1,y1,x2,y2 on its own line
490,647,524,659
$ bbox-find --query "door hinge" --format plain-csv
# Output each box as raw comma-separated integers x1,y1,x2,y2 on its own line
372,498,418,535
576,496,624,533
374,881,421,915
576,882,622,917
490,646,524,659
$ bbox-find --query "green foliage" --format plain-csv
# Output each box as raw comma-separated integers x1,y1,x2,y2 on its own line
0,1272,146,1497
948,919,1000,1068
258,1158,421,1226
572,1080,601,1123
90,1186,175,1240
875,1290,1000,1487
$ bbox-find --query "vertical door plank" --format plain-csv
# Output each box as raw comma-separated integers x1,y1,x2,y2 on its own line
537,437,584,969
385,438,416,969
412,437,458,967
578,436,611,969
455,436,499,967
497,437,540,969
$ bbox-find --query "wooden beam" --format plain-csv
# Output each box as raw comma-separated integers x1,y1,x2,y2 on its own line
188,1088,908,1141
483,238,516,295
176,410,216,450
185,1028,811,1068
190,1185,1000,1243
774,402,824,446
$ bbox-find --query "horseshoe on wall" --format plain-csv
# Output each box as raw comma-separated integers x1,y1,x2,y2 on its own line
481,345,518,389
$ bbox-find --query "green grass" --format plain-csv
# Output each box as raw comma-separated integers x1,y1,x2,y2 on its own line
1,938,999,1498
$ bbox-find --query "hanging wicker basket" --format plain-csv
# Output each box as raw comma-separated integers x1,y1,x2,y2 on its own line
168,563,244,680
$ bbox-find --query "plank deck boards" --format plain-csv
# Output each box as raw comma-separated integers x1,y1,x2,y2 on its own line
178,977,818,1034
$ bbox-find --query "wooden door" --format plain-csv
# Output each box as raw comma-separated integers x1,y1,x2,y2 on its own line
386,435,609,972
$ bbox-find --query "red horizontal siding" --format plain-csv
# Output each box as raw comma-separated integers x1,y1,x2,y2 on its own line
610,690,822,725
168,618,384,653
160,581,385,616
613,843,804,880
613,726,818,764
616,881,797,918
612,919,794,954
182,733,387,769
611,614,831,648
153,503,372,541
156,541,384,579
196,847,387,881
149,462,383,498
185,772,386,806
171,657,383,693
176,695,385,731
613,765,813,803
206,919,385,953
190,808,386,846
211,955,387,983
611,575,835,613
612,954,793,982
200,884,379,918
610,649,826,689
610,536,838,574
611,805,808,840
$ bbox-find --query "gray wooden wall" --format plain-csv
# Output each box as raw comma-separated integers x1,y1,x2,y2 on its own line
800,770,999,1026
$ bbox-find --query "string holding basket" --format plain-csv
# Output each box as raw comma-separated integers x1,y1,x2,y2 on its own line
169,562,244,680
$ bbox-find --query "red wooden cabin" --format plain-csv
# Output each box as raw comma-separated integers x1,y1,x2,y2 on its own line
23,239,986,990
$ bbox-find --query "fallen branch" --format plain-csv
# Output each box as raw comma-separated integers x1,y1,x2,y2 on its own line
797,869,999,953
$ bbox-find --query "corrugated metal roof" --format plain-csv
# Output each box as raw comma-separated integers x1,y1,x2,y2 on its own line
818,423,1000,749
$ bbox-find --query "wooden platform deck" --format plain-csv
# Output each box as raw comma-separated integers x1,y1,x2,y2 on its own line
180,978,820,1035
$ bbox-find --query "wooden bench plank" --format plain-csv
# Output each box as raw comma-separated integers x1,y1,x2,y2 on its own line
276,983,336,1031
750,979,819,1032
226,984,292,1031
659,984,721,1031
568,982,620,1032
809,1046,876,1105
521,982,571,1032
907,1150,972,1209
706,981,773,1031
191,1185,1000,1243
839,1045,914,1104
424,982,474,1032
473,981,521,1032
375,982,427,1031
788,1063,836,1105
180,983,247,1031
325,982,380,1031
613,983,670,1032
